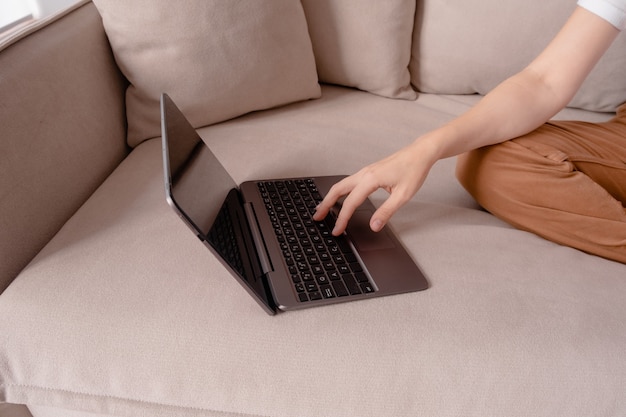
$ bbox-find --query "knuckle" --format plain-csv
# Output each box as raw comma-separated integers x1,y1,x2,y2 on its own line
358,166,379,183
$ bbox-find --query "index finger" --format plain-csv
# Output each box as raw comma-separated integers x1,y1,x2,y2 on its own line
329,179,379,235
312,176,357,221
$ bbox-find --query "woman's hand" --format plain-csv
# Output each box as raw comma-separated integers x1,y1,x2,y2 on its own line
313,138,440,235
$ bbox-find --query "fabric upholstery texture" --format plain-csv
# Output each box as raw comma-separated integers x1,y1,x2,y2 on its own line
27,407,108,417
1,87,625,417
301,0,417,100
0,403,32,417
0,1,127,294
92,0,321,147
3,0,626,416
411,0,626,112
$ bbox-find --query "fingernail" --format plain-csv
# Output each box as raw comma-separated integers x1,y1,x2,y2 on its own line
371,219,383,232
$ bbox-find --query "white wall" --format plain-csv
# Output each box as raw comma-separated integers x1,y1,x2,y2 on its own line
26,0,80,18
0,1,31,30
1,0,79,31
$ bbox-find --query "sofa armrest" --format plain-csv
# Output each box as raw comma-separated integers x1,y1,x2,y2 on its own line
0,403,33,417
0,1,128,293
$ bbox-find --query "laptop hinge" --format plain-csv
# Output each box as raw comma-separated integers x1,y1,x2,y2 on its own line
243,202,273,275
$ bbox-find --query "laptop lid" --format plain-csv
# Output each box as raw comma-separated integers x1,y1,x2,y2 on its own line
161,93,277,314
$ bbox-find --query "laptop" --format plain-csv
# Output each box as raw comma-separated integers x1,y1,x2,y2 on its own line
160,93,428,315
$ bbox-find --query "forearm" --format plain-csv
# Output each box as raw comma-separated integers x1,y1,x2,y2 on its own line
420,5,620,162
423,67,566,161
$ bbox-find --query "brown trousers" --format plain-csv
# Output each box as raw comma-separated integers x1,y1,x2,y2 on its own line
457,104,626,264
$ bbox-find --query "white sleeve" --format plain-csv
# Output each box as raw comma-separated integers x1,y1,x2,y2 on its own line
578,0,626,30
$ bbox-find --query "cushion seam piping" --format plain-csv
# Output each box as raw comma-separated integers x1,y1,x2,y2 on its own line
1,383,270,417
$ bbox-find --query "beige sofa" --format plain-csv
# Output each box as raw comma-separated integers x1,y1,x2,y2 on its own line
2,1,626,416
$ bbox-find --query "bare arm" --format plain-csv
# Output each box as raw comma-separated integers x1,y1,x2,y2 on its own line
314,6,620,235
435,6,619,158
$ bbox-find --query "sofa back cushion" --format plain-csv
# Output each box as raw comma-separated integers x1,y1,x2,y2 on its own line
0,1,128,293
301,0,417,100
93,0,321,147
411,0,626,112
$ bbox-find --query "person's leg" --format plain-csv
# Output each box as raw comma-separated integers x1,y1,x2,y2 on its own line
456,105,626,263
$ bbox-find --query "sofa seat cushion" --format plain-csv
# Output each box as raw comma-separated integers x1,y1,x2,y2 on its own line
1,86,626,417
92,0,321,147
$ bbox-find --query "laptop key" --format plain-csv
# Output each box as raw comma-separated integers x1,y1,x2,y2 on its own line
354,272,369,283
323,262,336,271
360,283,375,294
332,281,349,297
316,274,329,285
336,236,352,254
342,274,362,295
309,291,323,301
320,285,335,299
350,262,363,273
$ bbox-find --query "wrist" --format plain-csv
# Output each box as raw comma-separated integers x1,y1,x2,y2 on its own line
410,126,456,165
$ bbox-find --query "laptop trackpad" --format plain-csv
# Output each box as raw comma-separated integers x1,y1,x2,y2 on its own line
347,210,396,252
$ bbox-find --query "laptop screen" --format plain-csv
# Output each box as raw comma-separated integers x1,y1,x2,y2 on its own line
161,94,236,238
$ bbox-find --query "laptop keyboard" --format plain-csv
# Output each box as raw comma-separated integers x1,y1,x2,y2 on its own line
208,202,246,277
257,179,375,303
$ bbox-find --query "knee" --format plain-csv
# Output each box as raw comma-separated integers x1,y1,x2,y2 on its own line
456,145,506,203
455,141,536,220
